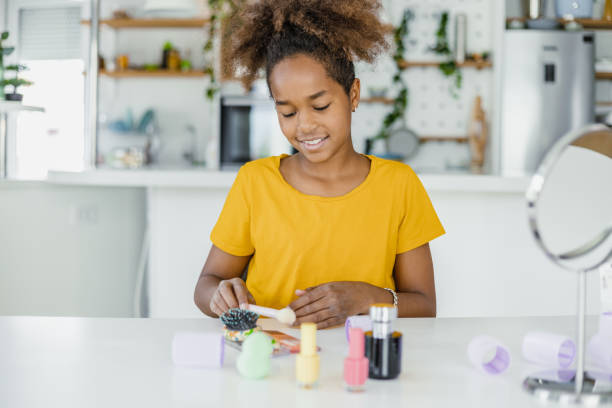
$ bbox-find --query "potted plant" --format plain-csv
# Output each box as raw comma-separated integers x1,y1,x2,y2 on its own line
1,64,32,101
0,31,15,99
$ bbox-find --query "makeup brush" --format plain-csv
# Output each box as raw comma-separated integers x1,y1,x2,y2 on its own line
243,304,296,325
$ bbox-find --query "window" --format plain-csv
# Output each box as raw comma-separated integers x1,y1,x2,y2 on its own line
8,1,85,178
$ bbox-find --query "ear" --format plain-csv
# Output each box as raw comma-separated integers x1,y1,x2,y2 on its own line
349,78,360,112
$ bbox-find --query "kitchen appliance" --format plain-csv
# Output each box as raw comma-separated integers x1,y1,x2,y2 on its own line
499,31,594,175
220,96,292,169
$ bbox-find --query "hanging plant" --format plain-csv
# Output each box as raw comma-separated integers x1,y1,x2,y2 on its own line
431,11,462,98
373,9,414,140
203,0,243,100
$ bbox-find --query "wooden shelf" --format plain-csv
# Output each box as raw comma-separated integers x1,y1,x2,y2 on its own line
81,18,209,28
419,136,469,143
596,72,612,80
506,17,612,30
99,69,207,78
596,101,612,106
398,60,492,70
361,97,395,105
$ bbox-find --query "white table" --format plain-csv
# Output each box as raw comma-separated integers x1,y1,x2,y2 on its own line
0,316,603,407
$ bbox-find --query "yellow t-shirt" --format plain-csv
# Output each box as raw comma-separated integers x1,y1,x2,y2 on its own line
210,154,445,309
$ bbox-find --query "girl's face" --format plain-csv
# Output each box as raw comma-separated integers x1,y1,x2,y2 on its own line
268,54,360,164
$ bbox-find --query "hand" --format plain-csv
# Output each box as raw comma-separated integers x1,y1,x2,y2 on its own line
288,281,378,329
209,278,256,317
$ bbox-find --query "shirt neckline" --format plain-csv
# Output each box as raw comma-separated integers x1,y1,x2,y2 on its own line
273,153,377,202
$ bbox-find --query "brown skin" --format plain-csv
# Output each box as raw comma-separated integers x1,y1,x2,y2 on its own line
194,54,437,327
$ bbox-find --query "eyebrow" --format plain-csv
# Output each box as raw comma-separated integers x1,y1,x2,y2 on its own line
275,90,327,106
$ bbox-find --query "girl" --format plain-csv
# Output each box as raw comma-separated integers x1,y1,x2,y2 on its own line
194,0,445,329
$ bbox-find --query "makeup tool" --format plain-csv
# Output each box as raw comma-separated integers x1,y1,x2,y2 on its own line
364,303,402,379
243,304,296,325
172,332,225,368
220,308,260,342
344,328,369,392
467,335,511,375
522,332,575,368
296,322,319,388
587,334,612,371
236,331,274,379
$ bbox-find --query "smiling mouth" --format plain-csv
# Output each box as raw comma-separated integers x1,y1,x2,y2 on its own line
299,136,329,149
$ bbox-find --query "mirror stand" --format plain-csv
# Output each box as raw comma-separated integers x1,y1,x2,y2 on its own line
523,270,612,404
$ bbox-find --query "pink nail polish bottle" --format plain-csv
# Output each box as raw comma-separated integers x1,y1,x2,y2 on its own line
344,328,369,392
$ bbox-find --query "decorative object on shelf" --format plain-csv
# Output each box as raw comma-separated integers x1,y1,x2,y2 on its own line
467,95,487,174
161,41,173,69
555,0,594,18
454,13,467,64
527,0,547,19
0,64,32,102
116,54,129,71
430,11,462,98
167,49,181,71
112,9,131,19
605,0,612,20
0,31,15,100
108,108,156,135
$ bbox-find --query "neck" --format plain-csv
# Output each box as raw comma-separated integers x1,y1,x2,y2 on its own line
295,143,365,181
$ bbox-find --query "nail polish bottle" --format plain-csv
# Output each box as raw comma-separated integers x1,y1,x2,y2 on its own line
296,322,319,388
344,327,369,392
364,303,402,379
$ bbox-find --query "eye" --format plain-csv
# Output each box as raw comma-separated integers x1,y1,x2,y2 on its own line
281,112,296,118
314,103,331,111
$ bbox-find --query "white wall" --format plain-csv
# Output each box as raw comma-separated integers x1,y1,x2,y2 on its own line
0,182,146,316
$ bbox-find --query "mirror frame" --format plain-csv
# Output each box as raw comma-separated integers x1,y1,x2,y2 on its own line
525,123,612,272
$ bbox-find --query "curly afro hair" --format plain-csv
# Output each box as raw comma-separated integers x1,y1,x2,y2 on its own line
223,0,389,96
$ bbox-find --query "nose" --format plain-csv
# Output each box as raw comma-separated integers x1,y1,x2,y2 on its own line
297,110,317,135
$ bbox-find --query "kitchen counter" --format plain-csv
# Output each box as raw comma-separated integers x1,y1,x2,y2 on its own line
0,315,602,408
46,168,531,193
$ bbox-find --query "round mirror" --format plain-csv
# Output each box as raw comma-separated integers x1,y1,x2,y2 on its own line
526,124,612,272
524,124,612,404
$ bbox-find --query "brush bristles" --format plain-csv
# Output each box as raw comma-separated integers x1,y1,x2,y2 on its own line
220,308,259,331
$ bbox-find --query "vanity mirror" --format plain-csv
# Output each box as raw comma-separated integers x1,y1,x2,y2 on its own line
523,124,612,404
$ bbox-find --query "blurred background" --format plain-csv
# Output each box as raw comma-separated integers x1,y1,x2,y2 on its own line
0,0,611,318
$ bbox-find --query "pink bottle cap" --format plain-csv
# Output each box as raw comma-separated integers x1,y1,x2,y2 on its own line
172,332,225,368
344,328,369,389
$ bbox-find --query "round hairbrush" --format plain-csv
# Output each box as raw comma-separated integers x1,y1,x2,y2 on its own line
221,308,259,331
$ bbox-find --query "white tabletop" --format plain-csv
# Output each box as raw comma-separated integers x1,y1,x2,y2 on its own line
0,315,601,407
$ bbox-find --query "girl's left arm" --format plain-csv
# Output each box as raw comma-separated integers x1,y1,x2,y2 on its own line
289,243,437,328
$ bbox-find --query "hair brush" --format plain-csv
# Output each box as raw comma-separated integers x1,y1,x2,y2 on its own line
220,308,259,331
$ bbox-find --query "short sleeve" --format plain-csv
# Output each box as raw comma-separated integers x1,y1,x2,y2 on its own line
210,166,255,256
397,170,445,253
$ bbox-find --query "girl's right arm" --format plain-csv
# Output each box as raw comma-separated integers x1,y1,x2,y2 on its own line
194,245,255,317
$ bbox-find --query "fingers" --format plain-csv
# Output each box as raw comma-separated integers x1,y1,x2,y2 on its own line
289,286,325,312
218,280,240,310
209,295,229,317
293,308,331,327
230,279,250,308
